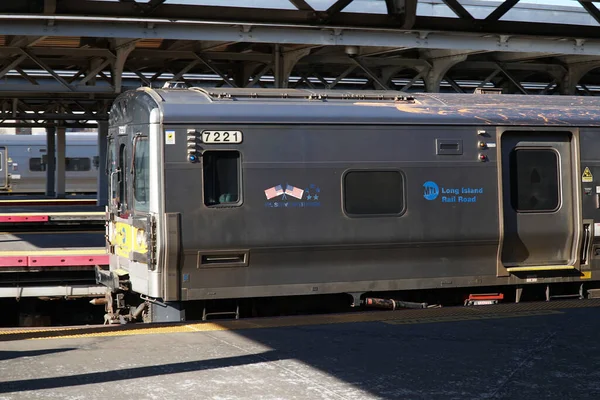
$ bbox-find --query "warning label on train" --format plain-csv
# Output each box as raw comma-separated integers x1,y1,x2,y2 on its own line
583,167,593,183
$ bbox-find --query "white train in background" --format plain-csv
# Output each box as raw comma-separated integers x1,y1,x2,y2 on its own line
0,133,99,194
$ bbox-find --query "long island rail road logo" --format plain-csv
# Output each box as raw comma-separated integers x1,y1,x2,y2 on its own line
423,180,483,204
264,183,321,208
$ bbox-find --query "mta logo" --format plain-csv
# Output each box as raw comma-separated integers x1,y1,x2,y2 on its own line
423,181,439,201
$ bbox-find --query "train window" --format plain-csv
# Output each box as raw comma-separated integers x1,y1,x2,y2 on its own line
29,157,91,172
344,170,405,216
133,137,149,212
203,151,240,206
29,158,46,172
119,144,127,212
65,158,91,172
510,149,560,212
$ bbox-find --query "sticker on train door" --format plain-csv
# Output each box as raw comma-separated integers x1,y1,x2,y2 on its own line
583,167,593,183
166,130,175,145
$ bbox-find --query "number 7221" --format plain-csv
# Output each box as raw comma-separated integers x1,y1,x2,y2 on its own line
201,130,243,144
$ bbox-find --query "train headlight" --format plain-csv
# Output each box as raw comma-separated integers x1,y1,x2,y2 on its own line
136,229,147,248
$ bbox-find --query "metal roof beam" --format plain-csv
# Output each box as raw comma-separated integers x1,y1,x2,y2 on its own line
20,49,73,91
326,0,354,16
194,53,238,88
14,67,40,86
111,38,138,93
8,36,47,48
494,52,558,62
0,54,26,80
300,54,427,67
441,0,474,20
495,63,528,94
579,1,600,25
349,56,390,90
2,19,599,57
77,58,111,86
485,0,520,22
288,0,314,11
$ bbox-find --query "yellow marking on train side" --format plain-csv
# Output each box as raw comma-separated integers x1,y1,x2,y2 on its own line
506,265,575,272
581,271,592,279
0,249,107,256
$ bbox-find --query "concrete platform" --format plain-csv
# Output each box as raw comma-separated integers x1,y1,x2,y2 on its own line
1,300,600,399
0,231,106,273
0,231,104,253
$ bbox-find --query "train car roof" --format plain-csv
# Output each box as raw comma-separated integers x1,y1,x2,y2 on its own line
0,133,97,145
109,87,600,127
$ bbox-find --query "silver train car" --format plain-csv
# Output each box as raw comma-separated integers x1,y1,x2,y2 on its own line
0,133,98,194
98,87,600,323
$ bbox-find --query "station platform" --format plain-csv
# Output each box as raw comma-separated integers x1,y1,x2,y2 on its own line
1,299,599,399
0,231,106,268
0,197,107,299
0,229,107,298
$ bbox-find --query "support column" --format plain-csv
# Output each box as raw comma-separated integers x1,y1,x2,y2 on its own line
274,44,282,88
97,121,108,207
281,48,311,88
45,126,55,197
559,62,600,95
55,125,66,198
424,54,468,93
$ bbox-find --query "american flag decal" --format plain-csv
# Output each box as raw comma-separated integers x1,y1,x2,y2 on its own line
285,184,304,200
264,185,284,200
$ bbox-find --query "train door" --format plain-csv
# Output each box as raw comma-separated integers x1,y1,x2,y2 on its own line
0,146,6,189
498,130,581,273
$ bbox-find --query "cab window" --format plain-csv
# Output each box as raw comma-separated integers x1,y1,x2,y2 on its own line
133,137,150,212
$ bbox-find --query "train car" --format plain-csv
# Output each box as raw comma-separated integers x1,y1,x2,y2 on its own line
97,87,600,323
0,133,98,194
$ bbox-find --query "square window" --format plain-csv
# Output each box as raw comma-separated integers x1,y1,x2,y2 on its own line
509,149,560,212
203,151,241,206
344,171,404,216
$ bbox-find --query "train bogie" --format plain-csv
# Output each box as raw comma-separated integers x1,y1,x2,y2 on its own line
99,87,600,323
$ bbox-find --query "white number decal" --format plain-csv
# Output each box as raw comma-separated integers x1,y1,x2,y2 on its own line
202,131,242,144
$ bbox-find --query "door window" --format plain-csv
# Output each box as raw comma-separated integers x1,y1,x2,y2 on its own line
509,148,560,212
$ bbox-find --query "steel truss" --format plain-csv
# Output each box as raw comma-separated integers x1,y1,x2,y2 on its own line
0,1,600,125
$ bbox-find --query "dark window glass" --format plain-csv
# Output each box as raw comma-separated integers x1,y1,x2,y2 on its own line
133,137,149,212
65,157,91,171
108,139,116,200
203,151,240,206
29,157,90,172
29,158,45,172
510,149,560,212
344,171,404,216
118,144,127,213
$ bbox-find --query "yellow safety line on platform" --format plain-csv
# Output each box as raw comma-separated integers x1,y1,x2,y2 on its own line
2,298,599,341
0,249,107,256
26,309,564,340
